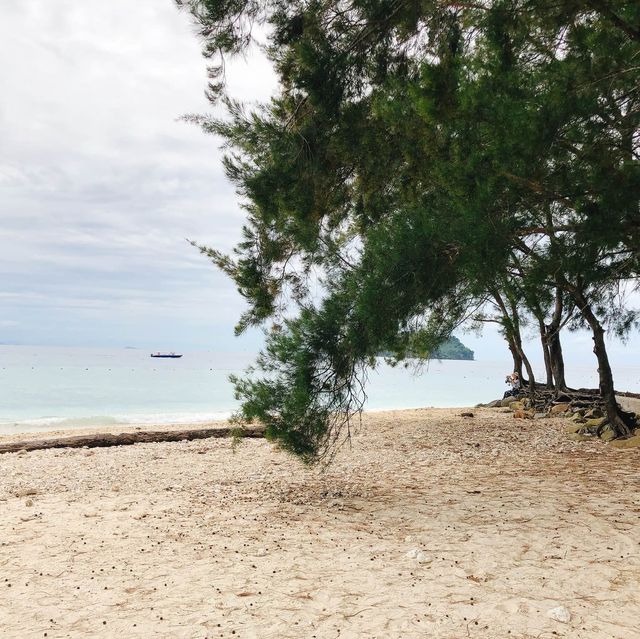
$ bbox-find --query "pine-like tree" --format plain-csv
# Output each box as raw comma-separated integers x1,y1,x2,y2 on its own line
179,0,640,455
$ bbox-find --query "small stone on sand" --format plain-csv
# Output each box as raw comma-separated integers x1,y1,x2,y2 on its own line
547,606,571,623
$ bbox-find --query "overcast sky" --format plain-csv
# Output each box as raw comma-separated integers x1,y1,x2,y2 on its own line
0,1,637,371
0,0,276,350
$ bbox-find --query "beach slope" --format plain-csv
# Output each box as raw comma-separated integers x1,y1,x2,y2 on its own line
1,408,639,638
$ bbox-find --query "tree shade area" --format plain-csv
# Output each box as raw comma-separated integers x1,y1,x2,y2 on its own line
177,0,640,460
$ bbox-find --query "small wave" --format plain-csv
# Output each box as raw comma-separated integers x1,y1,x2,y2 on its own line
0,411,233,434
0,415,121,434
113,411,233,425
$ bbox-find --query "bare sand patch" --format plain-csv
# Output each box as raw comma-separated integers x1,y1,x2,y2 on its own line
1,408,639,638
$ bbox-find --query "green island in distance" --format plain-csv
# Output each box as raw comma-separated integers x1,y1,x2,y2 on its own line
379,336,474,361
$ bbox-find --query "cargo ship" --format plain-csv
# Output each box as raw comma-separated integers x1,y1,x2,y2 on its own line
150,352,182,358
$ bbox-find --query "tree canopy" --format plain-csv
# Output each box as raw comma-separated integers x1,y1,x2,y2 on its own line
179,0,640,459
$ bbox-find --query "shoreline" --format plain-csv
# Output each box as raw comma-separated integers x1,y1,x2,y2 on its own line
2,394,639,442
0,407,465,446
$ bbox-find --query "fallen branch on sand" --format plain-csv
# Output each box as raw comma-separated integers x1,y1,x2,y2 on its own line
0,426,266,455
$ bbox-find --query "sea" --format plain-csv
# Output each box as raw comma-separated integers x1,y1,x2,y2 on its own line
1,345,639,435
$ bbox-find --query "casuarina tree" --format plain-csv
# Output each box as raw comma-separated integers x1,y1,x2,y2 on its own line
178,0,640,455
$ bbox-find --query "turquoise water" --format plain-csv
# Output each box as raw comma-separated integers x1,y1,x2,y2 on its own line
1,345,639,434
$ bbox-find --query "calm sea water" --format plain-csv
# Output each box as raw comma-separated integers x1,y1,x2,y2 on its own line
1,345,639,434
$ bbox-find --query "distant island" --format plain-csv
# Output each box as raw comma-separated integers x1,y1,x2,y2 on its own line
429,336,474,361
379,336,474,361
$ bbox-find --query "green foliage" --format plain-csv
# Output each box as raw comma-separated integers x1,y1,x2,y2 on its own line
178,0,640,457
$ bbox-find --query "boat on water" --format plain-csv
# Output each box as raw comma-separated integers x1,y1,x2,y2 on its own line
150,352,183,358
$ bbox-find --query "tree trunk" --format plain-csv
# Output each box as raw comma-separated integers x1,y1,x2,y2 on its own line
515,338,536,400
570,288,632,437
492,290,535,399
546,287,567,392
538,319,554,388
507,295,536,398
507,335,523,379
547,327,567,392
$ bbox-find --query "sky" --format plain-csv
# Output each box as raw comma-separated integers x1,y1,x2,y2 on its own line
0,1,637,371
0,0,275,351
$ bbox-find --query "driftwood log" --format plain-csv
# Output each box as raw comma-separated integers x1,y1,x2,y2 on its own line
0,426,265,455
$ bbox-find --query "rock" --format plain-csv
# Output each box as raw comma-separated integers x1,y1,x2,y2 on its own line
513,409,533,419
610,434,640,449
487,399,502,408
599,424,616,442
547,606,571,624
25,499,33,507
500,396,520,407
534,412,548,420
568,412,585,422
564,422,585,434
584,407,604,419
510,401,525,412
568,417,606,437
405,548,433,563
460,412,474,418
582,417,607,434
550,403,571,414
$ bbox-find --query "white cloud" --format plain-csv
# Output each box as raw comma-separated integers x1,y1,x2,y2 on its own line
0,0,276,348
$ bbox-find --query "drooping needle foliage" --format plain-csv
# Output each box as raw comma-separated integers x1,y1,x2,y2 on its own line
179,0,640,456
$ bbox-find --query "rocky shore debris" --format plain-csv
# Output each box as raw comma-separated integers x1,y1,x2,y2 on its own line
478,389,640,446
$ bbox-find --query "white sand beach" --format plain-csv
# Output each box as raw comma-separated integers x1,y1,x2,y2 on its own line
1,407,639,638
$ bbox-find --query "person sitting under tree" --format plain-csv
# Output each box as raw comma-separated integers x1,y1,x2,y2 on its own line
503,372,521,398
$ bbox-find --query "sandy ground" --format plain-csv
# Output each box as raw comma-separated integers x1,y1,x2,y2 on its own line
1,407,639,639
